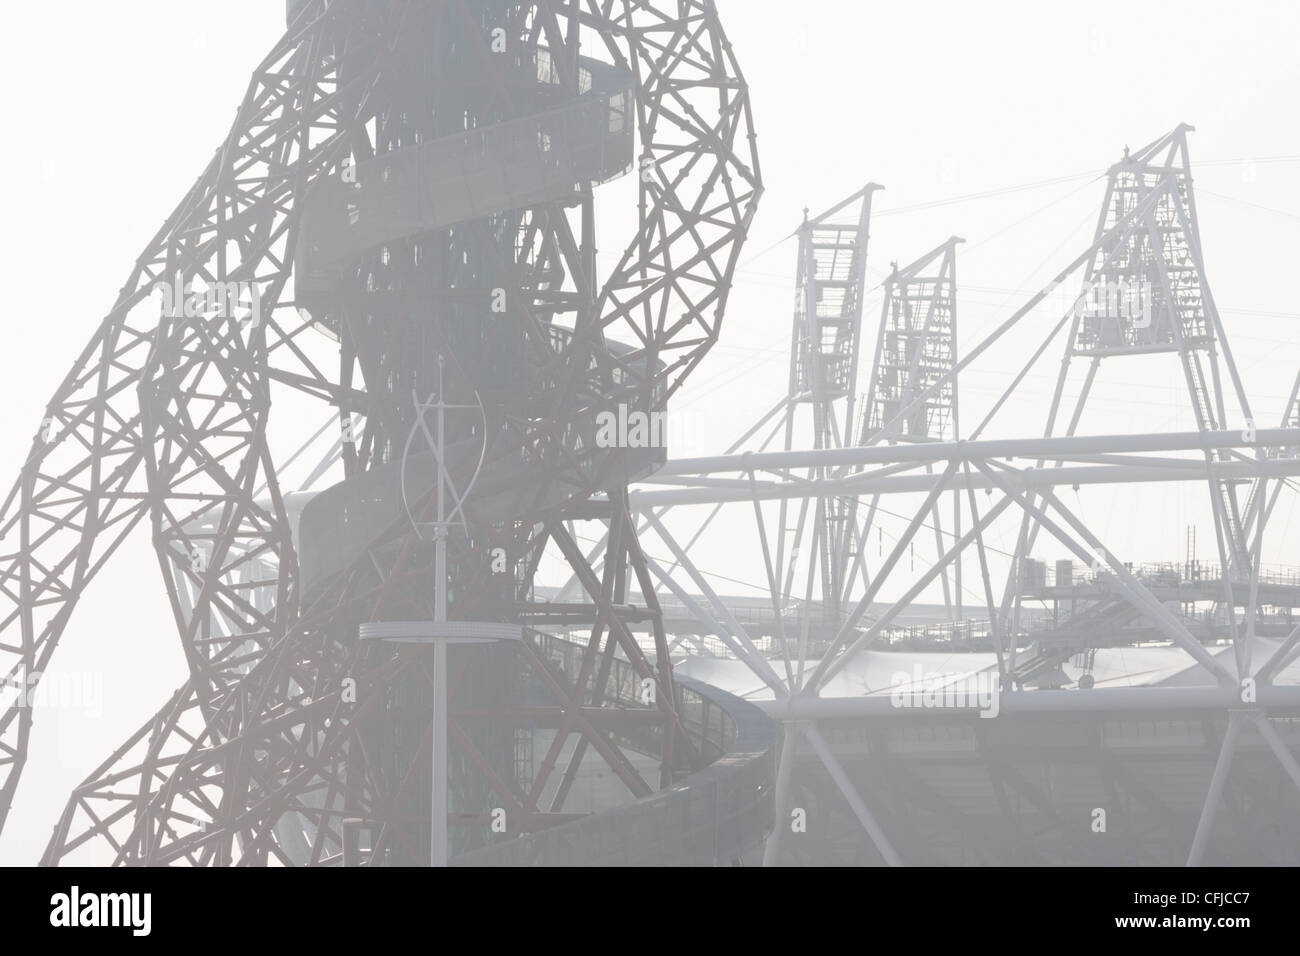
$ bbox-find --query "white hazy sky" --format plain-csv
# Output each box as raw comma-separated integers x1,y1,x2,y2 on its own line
1,0,1298,862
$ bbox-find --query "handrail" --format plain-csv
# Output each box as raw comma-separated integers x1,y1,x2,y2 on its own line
451,675,775,866
296,53,633,292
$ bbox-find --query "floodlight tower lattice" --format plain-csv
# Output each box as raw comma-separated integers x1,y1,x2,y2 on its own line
778,188,879,624
841,236,964,619
1000,124,1257,665
634,197,969,668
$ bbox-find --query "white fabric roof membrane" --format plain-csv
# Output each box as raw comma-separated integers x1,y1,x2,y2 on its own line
674,635,1300,702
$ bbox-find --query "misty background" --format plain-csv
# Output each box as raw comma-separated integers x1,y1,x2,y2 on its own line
1,0,1297,862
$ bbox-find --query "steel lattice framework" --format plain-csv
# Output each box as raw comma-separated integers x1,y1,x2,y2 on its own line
4,2,1296,866
611,126,1300,865
845,235,964,621
0,0,761,865
998,126,1257,627
787,190,877,623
